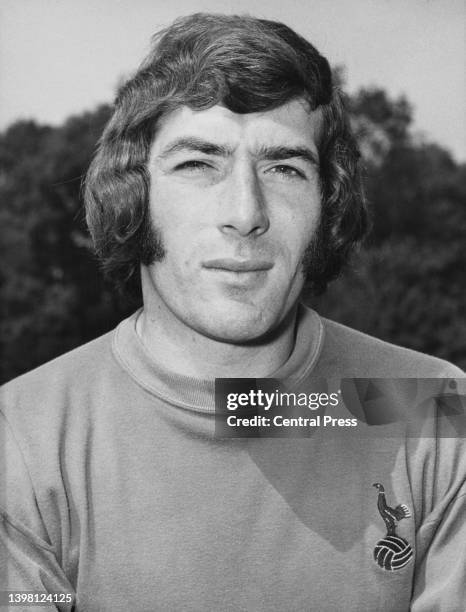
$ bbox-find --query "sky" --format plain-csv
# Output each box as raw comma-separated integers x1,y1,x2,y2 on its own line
1,0,465,161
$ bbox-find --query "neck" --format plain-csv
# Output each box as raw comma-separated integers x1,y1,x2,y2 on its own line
137,297,299,380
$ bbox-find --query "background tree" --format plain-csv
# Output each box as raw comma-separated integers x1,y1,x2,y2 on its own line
313,87,466,368
0,106,134,382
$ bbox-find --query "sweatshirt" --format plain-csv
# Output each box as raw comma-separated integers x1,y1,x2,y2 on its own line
1,305,465,611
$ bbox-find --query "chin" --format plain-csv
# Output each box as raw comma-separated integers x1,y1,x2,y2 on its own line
195,304,282,345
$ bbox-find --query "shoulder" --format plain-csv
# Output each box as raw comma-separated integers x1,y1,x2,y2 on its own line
316,317,464,378
0,328,117,421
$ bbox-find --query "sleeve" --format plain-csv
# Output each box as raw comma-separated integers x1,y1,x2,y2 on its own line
411,491,466,611
0,410,75,612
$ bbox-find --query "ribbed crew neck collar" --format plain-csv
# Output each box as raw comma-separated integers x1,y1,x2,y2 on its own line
112,303,324,412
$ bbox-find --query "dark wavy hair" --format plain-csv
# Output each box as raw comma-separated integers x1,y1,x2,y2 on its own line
84,13,368,300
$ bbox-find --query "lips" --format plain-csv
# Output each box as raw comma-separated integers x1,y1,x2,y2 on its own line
203,258,273,272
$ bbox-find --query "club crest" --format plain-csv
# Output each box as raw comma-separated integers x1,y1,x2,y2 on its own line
372,483,413,571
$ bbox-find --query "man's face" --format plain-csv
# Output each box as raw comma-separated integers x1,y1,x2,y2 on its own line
144,98,322,343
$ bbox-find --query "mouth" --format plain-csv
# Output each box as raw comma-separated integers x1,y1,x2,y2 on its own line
202,258,273,289
203,258,274,273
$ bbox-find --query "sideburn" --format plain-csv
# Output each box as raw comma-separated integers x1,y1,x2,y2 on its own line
139,213,166,265
301,219,327,296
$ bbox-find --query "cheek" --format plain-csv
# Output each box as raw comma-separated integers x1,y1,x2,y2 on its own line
150,197,202,255
163,225,207,276
277,210,320,265
149,179,195,224
272,183,321,233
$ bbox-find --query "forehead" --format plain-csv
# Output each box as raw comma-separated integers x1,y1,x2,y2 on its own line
150,99,323,156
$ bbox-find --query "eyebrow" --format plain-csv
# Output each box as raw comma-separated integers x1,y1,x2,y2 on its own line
158,137,230,159
157,137,319,166
255,144,319,167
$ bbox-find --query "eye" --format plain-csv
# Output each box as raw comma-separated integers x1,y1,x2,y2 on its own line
174,160,212,172
268,164,305,179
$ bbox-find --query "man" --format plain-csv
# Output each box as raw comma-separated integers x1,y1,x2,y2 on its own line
1,13,464,612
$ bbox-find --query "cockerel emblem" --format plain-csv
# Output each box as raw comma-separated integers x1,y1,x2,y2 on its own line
372,483,413,571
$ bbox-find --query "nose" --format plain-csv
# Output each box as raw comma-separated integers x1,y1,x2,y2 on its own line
219,165,270,237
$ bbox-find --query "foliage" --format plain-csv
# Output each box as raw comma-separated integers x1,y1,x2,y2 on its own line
314,88,466,370
0,107,135,382
1,89,465,382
